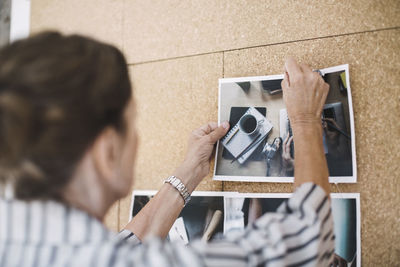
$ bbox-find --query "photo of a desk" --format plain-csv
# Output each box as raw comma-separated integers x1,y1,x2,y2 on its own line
216,81,285,177
215,68,354,181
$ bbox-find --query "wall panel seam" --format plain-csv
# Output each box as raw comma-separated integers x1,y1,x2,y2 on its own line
127,26,400,66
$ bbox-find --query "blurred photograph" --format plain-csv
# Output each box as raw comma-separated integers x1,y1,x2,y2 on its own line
131,191,225,244
131,191,360,266
224,193,361,267
214,65,356,183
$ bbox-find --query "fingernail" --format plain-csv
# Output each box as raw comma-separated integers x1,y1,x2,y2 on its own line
222,121,229,129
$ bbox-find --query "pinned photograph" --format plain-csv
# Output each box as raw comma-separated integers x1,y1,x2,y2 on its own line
130,190,360,266
130,191,225,244
224,193,361,267
213,64,357,183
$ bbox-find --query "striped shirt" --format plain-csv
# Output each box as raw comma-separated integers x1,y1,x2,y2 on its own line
0,183,334,266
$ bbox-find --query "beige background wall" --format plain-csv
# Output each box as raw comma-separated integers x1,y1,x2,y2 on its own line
30,0,400,265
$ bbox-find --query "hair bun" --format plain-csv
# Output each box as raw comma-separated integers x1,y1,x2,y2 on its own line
0,92,34,166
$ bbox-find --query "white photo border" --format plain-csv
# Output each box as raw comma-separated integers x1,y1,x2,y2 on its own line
213,64,357,183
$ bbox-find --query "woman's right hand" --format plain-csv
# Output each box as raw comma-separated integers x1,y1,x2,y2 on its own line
281,58,329,128
281,57,331,196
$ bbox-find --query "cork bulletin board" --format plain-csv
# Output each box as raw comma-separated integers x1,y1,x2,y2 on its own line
124,30,400,265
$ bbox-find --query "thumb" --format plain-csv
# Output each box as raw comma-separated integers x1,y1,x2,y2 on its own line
207,121,230,143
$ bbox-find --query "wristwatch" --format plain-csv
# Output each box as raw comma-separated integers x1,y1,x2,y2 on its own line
164,176,191,206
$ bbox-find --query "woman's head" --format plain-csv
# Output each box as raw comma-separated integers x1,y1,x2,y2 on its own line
0,31,135,202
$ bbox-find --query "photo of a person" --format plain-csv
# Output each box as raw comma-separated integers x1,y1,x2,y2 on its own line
262,137,283,176
214,65,356,183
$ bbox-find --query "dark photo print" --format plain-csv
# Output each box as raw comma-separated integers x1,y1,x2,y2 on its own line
131,192,225,244
224,195,360,267
131,191,360,266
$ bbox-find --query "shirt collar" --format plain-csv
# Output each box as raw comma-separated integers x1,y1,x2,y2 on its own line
0,198,114,245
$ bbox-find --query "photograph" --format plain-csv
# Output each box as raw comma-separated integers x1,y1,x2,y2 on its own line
214,64,357,183
130,191,226,244
130,190,360,266
224,193,361,267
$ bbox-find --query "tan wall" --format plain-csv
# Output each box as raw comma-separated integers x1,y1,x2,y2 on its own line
30,0,400,265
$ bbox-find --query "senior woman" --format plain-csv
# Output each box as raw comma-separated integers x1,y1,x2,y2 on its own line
0,32,333,267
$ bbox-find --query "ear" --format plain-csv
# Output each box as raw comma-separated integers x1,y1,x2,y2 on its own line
91,127,122,186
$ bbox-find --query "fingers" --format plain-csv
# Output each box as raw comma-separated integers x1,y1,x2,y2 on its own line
322,82,329,102
317,82,330,113
283,135,292,152
283,141,288,156
284,136,293,156
331,119,340,128
322,118,334,123
299,63,312,73
207,122,229,143
284,57,302,79
282,70,290,87
287,136,293,147
283,132,292,154
208,122,218,131
194,122,218,136
323,118,340,130
192,121,229,143
284,132,290,144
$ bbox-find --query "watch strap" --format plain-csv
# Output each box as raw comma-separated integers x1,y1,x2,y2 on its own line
164,176,191,206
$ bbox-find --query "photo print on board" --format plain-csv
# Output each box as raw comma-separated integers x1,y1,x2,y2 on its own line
213,64,357,183
130,191,226,244
224,192,361,267
130,190,361,267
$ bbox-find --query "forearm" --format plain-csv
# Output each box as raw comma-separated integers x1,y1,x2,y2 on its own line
292,122,330,196
123,163,198,240
124,183,185,240
123,121,229,240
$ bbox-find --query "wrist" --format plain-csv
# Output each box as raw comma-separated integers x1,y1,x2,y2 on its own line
291,120,322,136
292,122,323,147
172,161,200,193
163,176,191,206
289,113,321,128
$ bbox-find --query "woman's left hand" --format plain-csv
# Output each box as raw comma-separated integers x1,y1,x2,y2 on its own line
174,121,229,193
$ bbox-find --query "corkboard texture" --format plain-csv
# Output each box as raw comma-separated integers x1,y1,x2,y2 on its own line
30,0,399,265
122,0,400,63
